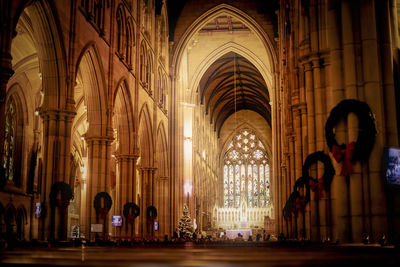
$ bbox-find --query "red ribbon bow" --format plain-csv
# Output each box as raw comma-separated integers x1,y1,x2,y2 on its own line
99,207,109,219
128,215,136,224
57,199,69,208
332,141,355,176
309,178,324,200
295,197,306,213
284,212,292,222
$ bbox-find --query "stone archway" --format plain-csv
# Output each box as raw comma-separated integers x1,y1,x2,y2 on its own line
171,3,278,232
112,78,136,238
155,122,169,237
72,43,110,241
137,103,154,236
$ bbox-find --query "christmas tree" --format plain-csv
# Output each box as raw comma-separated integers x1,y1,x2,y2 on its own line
177,204,193,238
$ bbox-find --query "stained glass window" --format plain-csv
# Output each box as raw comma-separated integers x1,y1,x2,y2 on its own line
235,165,240,206
3,98,17,182
229,165,234,206
224,165,228,207
223,128,270,208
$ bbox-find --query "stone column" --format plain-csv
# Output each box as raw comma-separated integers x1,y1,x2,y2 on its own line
39,109,75,241
360,0,388,242
84,135,113,241
293,104,303,239
138,167,156,237
116,154,137,238
327,0,348,243
288,134,295,238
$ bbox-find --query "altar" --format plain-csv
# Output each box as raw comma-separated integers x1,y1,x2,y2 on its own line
226,229,252,239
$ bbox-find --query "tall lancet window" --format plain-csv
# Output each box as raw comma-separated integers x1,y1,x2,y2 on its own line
223,129,270,208
3,96,22,186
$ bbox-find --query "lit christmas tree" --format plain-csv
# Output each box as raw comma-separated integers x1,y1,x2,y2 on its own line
177,204,193,238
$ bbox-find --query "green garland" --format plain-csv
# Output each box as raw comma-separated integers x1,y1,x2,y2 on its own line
49,181,74,208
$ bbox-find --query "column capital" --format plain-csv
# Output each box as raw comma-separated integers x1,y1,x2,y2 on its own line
138,166,157,171
39,108,76,121
84,135,114,143
115,154,139,161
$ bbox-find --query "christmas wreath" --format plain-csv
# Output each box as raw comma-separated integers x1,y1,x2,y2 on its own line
302,151,335,200
282,191,298,221
293,175,311,213
49,181,73,208
123,202,140,224
325,99,376,176
93,192,112,219
146,205,157,223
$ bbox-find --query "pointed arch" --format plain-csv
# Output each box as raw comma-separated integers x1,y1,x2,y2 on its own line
146,50,153,90
75,42,108,136
156,121,169,175
220,121,272,161
113,78,135,154
21,1,68,110
172,4,276,99
116,4,126,57
157,67,162,104
3,89,25,187
4,204,16,235
155,120,169,235
125,17,135,67
16,205,27,240
138,103,154,167
140,41,147,82
191,43,273,103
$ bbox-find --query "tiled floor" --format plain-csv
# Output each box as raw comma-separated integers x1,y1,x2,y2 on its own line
1,242,399,266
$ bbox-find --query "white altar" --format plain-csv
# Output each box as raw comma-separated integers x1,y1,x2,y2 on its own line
226,229,252,239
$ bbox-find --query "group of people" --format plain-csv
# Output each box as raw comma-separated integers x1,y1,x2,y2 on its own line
218,231,272,242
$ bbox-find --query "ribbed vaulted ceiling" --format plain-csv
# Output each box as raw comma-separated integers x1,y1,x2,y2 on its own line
199,52,271,137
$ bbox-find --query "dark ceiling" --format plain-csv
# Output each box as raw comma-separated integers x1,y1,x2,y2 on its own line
199,52,271,137
167,0,279,41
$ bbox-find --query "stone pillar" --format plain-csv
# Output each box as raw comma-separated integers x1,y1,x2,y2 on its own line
84,135,113,241
288,134,295,238
39,109,75,241
360,0,388,242
138,167,156,237
293,104,303,239
327,0,348,243
116,154,137,238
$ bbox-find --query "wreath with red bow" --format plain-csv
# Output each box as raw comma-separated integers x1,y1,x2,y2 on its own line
282,151,335,221
123,202,140,224
282,191,298,221
325,99,376,176
146,206,157,224
49,181,73,208
293,175,311,213
94,192,112,220
302,151,335,200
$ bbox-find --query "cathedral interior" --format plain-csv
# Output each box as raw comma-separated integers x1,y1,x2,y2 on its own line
1,0,400,255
